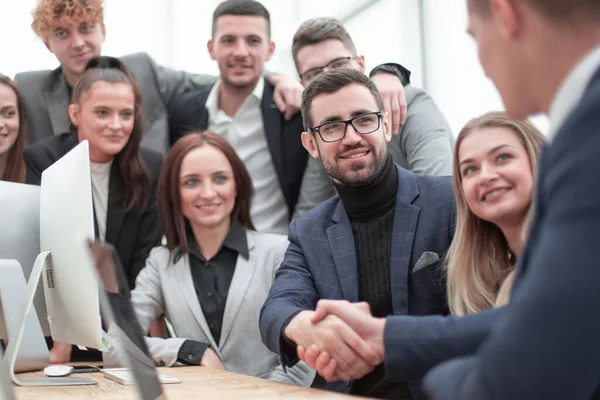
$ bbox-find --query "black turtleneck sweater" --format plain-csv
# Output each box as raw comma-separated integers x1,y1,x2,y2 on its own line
334,156,412,400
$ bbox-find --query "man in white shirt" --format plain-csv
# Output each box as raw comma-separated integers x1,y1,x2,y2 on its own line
168,0,408,234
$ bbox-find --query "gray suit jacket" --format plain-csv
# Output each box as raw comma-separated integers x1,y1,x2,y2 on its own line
293,84,454,217
14,52,216,155
131,230,314,386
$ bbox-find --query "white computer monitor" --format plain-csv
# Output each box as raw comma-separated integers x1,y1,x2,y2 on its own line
0,181,49,336
5,140,102,386
39,140,102,350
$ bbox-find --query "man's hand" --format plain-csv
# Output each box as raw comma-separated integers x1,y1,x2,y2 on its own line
371,72,407,135
297,301,386,382
49,341,72,364
268,74,303,120
200,347,224,370
285,310,382,382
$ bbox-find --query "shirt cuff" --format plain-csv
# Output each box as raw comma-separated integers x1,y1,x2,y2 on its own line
176,340,210,366
369,63,412,86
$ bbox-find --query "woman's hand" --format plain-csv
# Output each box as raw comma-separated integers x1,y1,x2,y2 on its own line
200,348,224,370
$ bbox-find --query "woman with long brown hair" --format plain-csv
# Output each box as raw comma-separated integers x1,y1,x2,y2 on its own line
23,56,163,362
446,111,545,315
130,131,314,386
0,75,26,182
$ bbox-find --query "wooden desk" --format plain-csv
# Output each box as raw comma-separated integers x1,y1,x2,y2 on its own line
13,366,359,399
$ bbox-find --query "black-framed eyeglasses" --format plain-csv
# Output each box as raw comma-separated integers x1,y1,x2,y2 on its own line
308,111,383,143
299,56,358,82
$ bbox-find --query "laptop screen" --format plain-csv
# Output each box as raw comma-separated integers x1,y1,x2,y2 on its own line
88,240,164,400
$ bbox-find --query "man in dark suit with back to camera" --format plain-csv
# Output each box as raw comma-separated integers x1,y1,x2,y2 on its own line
16,0,303,155
295,1,600,399
168,0,411,234
259,68,455,400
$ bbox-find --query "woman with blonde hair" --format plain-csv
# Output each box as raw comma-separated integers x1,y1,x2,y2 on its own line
446,111,545,316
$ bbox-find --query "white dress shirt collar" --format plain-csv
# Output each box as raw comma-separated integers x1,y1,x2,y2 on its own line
548,45,600,140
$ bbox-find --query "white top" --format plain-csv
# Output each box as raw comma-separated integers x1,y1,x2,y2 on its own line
548,45,600,140
90,160,113,241
205,78,289,235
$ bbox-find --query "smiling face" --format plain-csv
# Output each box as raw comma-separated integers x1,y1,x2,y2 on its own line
208,15,274,91
0,83,20,160
458,126,534,229
179,145,237,232
301,83,391,186
69,81,135,163
45,21,106,85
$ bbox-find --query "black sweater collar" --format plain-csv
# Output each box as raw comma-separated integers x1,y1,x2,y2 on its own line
334,155,397,220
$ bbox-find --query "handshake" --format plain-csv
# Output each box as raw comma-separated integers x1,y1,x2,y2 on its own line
284,300,387,382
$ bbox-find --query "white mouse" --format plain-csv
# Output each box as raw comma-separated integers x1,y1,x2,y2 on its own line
43,365,74,377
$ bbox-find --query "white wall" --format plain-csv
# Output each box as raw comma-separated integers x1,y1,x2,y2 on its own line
1,0,547,134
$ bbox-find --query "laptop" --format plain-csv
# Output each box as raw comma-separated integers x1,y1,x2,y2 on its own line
87,240,165,400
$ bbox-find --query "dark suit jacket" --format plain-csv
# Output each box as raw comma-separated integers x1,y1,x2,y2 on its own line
167,78,307,218
23,132,163,289
259,165,455,398
421,67,600,399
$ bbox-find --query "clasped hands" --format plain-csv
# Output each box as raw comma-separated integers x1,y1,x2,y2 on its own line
284,300,386,383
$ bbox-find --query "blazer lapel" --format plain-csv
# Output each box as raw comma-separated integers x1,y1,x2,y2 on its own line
390,166,420,315
219,232,257,347
260,80,284,186
105,163,126,245
44,70,71,136
326,201,359,302
171,255,220,351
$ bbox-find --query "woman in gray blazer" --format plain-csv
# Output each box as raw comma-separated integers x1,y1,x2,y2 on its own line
131,131,314,386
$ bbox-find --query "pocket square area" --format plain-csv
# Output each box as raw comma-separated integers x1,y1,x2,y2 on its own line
413,251,440,273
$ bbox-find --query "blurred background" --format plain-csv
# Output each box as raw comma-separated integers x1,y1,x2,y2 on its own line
2,0,549,135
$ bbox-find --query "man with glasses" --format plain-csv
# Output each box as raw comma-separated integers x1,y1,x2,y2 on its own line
292,17,455,216
259,68,455,400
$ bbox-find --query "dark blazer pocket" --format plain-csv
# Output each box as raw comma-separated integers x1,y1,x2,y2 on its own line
409,258,449,316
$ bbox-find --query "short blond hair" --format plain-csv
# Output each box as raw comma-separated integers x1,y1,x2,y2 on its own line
31,0,104,38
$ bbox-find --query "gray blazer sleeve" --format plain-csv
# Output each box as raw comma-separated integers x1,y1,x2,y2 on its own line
292,157,336,218
131,247,187,367
391,85,454,176
264,235,316,386
142,53,217,108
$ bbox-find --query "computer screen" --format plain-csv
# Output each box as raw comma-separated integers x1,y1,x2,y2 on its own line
39,140,102,350
89,240,164,399
0,181,49,336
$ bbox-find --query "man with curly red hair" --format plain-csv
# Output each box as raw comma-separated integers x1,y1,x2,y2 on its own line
16,0,304,154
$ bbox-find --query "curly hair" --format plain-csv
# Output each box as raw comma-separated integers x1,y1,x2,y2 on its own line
31,0,104,38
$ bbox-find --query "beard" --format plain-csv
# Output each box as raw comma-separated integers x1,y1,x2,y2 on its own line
318,140,387,187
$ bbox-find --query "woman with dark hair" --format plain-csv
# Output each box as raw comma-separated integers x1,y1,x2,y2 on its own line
0,75,26,182
23,56,163,362
130,131,314,386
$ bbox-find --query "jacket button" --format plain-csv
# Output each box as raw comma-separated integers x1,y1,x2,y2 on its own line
159,361,165,367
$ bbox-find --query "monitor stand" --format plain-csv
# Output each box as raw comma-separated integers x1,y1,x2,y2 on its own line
4,251,96,386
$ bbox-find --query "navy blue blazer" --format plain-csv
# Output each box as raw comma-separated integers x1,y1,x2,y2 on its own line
23,132,163,289
421,66,600,399
167,78,307,219
259,165,455,397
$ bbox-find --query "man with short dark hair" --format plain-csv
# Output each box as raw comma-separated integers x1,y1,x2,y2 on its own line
16,0,302,155
167,0,305,235
292,17,455,216
259,68,455,400
293,1,600,398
